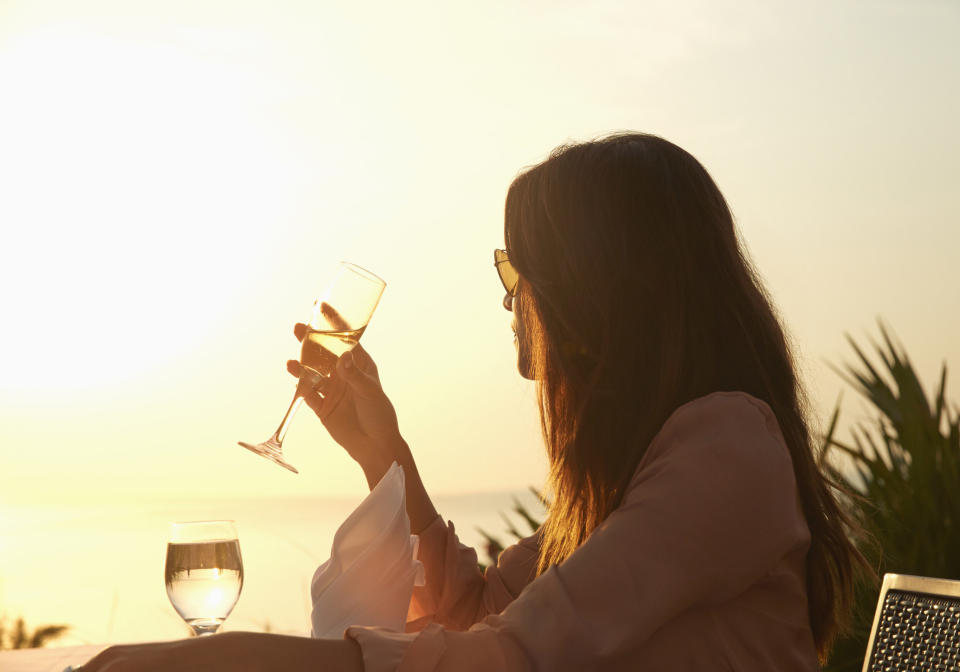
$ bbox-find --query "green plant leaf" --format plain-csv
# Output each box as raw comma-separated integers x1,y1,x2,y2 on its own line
824,322,960,671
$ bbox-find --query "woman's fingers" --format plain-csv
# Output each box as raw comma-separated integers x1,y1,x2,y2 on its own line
350,344,378,377
293,323,307,342
313,374,347,419
302,385,326,415
345,344,380,382
288,360,349,419
336,350,383,398
288,360,324,408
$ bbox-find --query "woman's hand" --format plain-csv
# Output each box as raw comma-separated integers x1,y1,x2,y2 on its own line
291,313,440,532
289,321,402,487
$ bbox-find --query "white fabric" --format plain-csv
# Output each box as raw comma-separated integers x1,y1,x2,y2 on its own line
311,461,424,639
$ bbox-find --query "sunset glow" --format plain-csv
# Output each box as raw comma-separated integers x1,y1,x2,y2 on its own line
1,0,958,649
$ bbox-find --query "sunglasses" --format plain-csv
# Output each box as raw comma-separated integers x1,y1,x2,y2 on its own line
494,248,519,296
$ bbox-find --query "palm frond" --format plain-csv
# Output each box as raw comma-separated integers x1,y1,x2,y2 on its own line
823,323,958,671
477,494,547,567
0,614,70,650
28,625,69,649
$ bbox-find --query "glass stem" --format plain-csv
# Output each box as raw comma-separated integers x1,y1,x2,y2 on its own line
271,391,305,447
192,623,222,636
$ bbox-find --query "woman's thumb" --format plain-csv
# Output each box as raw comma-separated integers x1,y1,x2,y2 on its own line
337,350,381,397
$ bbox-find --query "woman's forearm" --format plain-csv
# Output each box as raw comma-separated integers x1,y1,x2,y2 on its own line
364,435,439,534
395,438,440,533
238,632,364,671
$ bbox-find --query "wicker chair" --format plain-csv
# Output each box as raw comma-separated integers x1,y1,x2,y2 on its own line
862,573,960,672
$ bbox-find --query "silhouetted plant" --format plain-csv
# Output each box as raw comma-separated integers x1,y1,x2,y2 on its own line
821,323,959,671
0,614,69,650
477,487,547,570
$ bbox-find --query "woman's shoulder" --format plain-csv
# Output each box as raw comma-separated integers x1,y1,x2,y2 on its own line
629,390,794,490
660,390,784,439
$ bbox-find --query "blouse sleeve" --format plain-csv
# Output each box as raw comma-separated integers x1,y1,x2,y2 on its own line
346,392,809,671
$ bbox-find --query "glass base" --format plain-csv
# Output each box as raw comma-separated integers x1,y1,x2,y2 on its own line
238,440,299,474
187,618,224,636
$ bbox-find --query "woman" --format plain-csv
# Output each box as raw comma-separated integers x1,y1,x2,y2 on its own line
83,133,866,671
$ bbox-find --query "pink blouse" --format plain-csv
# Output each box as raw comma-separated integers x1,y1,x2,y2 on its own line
346,391,820,671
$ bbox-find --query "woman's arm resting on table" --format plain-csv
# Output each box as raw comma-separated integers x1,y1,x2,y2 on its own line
79,632,363,672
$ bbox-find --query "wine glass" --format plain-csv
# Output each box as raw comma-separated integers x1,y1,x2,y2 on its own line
165,521,243,636
239,262,386,473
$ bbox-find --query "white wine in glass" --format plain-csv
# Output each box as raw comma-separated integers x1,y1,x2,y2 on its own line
299,326,366,378
239,262,386,473
165,521,243,636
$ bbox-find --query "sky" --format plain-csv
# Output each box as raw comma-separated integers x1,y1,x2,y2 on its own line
1,0,958,504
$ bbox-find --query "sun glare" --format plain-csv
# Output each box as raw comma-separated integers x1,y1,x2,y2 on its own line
0,25,303,392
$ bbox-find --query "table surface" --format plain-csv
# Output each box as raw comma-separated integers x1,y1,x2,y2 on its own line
0,644,107,671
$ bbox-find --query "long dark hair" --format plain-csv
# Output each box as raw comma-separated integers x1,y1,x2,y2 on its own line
504,133,867,661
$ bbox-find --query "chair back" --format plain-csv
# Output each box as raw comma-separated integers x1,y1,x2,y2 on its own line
862,573,960,672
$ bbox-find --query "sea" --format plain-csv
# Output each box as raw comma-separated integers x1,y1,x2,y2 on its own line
0,490,543,647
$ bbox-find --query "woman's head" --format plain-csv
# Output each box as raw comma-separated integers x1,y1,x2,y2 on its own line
505,134,747,392
503,133,866,662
